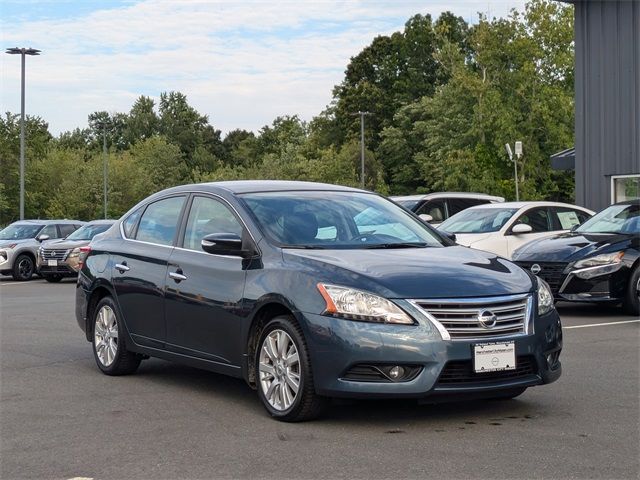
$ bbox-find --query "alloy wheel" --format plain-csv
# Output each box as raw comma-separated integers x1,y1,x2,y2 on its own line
18,257,33,279
94,305,118,367
258,329,301,411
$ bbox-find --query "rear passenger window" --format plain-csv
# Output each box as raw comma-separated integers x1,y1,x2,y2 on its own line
122,207,143,238
135,196,185,246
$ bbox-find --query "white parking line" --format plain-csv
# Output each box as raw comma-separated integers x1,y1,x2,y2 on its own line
565,319,640,329
0,281,44,286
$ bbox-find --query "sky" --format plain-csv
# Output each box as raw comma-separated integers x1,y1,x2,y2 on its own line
1,0,526,136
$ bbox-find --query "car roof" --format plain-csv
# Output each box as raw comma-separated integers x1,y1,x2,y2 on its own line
613,199,640,206
11,219,83,225
391,192,504,202
161,180,367,195
463,201,592,211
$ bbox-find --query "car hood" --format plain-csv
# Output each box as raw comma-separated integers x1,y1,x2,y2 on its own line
449,233,495,247
0,238,36,248
283,245,532,299
512,232,635,262
41,238,88,250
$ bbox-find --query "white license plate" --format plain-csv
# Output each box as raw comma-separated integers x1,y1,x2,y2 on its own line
47,260,58,267
473,342,516,373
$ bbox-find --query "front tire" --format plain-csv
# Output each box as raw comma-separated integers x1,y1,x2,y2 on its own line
92,297,141,375
12,254,34,281
622,267,640,316
256,316,326,422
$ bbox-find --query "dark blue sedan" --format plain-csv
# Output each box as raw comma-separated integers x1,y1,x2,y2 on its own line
76,181,562,421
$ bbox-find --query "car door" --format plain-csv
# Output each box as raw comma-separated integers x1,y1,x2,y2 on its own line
164,194,248,366
505,207,555,257
111,195,186,348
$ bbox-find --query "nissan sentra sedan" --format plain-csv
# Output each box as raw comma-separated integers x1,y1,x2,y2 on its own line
76,181,562,421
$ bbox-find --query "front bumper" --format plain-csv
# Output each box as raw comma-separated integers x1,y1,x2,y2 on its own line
0,248,17,273
37,256,80,277
298,310,562,399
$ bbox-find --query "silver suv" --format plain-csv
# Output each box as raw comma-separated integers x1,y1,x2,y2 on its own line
0,220,84,281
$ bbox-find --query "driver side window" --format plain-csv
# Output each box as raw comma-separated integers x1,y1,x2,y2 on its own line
515,208,553,232
183,196,243,251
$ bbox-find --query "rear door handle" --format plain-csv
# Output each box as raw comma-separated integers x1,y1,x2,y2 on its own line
169,271,187,282
114,262,130,273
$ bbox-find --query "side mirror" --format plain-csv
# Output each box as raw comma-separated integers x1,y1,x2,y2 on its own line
419,214,434,223
511,223,533,235
201,233,252,258
37,234,50,242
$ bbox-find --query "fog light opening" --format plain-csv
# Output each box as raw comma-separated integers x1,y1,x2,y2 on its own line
388,366,405,380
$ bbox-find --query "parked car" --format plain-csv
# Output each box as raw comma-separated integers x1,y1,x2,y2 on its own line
438,202,594,259
37,220,115,283
391,192,504,225
0,220,84,281
513,200,639,314
76,181,562,422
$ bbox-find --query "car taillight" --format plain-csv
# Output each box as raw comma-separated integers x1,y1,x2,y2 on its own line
78,246,91,269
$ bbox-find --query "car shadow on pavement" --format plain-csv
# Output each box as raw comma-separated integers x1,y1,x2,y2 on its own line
555,301,630,318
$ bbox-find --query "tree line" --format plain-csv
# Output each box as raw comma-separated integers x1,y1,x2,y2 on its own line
0,0,575,224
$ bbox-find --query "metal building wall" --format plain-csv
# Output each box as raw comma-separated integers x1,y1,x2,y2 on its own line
574,0,640,211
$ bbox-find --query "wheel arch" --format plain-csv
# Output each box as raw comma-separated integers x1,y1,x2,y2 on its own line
84,285,115,341
244,301,298,388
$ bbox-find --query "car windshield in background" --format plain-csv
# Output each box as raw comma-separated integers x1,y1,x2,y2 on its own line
439,208,519,233
241,191,444,249
66,224,112,241
575,204,639,234
0,224,43,240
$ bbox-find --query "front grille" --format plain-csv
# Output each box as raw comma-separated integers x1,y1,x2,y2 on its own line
436,355,538,386
515,262,568,296
413,295,530,340
40,248,70,261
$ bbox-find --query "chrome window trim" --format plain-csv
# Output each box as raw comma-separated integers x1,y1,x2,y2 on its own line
408,293,533,342
119,191,261,255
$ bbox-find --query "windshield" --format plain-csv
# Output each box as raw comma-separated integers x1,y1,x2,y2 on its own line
575,204,639,234
439,208,519,233
241,191,445,249
0,224,43,240
66,223,112,240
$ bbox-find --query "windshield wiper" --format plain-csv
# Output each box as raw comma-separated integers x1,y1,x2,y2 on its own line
281,244,329,249
363,242,429,249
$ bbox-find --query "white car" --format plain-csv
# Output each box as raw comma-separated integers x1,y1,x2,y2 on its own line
437,201,595,259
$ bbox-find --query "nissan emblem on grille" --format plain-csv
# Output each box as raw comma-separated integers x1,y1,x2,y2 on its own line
477,310,498,328
530,264,541,274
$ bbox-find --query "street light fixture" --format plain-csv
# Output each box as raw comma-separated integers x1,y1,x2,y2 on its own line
505,141,522,201
5,47,41,220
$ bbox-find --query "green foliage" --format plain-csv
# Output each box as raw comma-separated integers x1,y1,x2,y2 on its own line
0,1,576,222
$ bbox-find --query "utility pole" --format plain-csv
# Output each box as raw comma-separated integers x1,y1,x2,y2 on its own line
354,111,371,189
5,47,41,220
505,142,520,201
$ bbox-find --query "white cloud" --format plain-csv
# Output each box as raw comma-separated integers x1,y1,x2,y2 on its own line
0,0,526,135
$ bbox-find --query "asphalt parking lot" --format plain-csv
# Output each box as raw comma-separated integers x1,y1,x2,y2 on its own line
1,277,638,480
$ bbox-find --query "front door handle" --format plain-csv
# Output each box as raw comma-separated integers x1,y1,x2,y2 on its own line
114,262,130,273
169,271,187,282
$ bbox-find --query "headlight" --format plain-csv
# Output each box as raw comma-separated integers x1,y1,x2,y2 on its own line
574,252,624,269
0,250,7,262
537,277,554,316
317,283,415,325
68,247,81,258
3,243,17,250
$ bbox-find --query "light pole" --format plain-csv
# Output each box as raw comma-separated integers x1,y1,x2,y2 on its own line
354,111,371,189
102,125,108,219
505,141,522,201
5,47,41,220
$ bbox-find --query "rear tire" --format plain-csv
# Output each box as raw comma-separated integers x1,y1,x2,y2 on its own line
92,296,141,376
43,274,63,283
622,267,640,316
12,254,34,281
255,315,326,422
